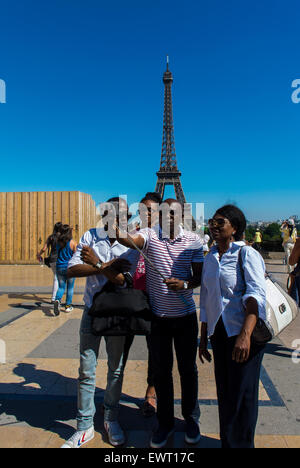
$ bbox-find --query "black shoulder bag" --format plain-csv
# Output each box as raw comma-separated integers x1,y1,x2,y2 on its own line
88,273,153,336
44,243,58,268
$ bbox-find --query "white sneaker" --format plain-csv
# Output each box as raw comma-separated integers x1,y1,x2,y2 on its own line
61,426,95,448
104,420,125,446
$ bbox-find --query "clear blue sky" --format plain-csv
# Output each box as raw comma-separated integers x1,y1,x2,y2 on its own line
0,0,300,221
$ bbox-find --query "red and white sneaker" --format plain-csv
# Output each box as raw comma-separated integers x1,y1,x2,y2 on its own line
61,426,94,448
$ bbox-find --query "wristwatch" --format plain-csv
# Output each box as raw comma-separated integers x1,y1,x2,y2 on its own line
183,281,189,290
94,260,103,270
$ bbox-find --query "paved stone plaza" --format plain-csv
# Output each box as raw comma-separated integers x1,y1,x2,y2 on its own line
0,261,300,448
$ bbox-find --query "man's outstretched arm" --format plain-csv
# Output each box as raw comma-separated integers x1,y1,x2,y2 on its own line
115,226,145,250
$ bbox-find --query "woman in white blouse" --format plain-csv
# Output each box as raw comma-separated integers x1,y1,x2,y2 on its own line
199,205,266,449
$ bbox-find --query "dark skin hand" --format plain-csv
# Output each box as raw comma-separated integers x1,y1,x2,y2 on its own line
80,246,131,272
232,298,258,363
199,323,212,364
164,263,203,291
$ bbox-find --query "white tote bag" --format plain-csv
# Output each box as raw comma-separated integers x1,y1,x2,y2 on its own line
265,273,299,337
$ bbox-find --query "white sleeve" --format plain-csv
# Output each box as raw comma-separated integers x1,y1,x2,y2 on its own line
199,260,208,323
68,230,93,268
138,228,152,252
241,248,266,321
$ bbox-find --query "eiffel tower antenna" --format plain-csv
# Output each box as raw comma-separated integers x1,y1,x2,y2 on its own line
155,57,187,205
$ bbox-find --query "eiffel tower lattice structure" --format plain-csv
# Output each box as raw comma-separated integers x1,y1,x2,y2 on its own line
155,58,187,205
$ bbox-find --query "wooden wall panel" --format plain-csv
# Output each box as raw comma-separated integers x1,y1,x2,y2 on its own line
29,192,38,262
78,192,84,239
69,191,79,242
6,192,14,262
53,192,62,226
14,192,22,262
0,193,6,261
45,191,54,246
37,192,46,254
62,191,70,226
0,191,96,264
21,192,30,261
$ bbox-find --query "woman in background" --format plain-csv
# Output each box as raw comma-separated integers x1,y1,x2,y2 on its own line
289,238,300,305
281,219,297,273
54,225,77,316
37,222,63,303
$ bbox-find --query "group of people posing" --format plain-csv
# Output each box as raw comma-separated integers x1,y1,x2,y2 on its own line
40,193,269,449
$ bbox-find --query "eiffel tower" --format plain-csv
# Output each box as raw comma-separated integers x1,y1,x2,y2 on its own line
155,57,187,205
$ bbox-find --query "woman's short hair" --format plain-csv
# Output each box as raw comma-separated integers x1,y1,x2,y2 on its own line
215,205,246,241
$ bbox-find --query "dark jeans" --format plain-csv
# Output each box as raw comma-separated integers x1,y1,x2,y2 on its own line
296,276,300,306
124,335,154,387
210,318,265,448
291,276,300,306
149,313,200,430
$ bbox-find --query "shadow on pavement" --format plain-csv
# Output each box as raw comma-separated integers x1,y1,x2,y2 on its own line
0,363,220,448
264,342,293,359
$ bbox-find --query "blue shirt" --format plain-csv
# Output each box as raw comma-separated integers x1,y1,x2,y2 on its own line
56,241,74,270
68,228,140,308
200,241,266,337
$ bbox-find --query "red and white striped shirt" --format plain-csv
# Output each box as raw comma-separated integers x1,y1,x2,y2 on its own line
139,225,204,318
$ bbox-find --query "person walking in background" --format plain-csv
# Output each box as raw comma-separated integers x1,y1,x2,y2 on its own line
54,225,77,316
281,219,297,273
253,228,262,253
37,222,63,303
199,205,266,449
288,238,300,305
202,233,211,256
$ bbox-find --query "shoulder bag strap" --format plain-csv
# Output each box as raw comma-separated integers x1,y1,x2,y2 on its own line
238,246,247,293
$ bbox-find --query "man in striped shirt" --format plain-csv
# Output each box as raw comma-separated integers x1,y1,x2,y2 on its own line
116,198,204,448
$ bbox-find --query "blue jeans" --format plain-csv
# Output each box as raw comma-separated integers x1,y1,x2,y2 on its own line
77,306,128,430
55,268,75,306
